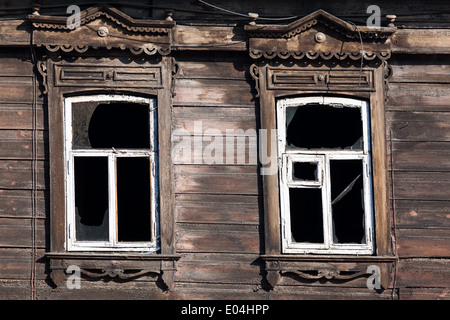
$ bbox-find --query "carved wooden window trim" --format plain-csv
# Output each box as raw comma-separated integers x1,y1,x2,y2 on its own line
31,5,179,290
246,10,397,289
64,95,159,252
277,96,375,255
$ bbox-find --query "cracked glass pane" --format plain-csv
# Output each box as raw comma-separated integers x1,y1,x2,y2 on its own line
330,159,365,244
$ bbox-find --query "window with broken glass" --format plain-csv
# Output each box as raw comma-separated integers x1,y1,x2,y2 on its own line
277,97,374,254
64,95,158,252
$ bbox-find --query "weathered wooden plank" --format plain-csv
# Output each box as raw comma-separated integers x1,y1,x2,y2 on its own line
386,84,450,112
0,217,46,248
173,79,254,106
173,25,247,51
387,111,450,142
173,106,256,135
176,223,260,253
176,56,250,80
393,171,450,201
0,130,47,160
0,160,48,190
400,287,450,300
176,264,261,285
172,135,257,165
174,164,259,195
176,253,261,284
175,194,260,225
393,199,450,229
0,248,47,280
262,284,395,300
389,142,450,172
397,258,450,288
0,76,34,104
0,51,33,74
396,229,450,258
0,279,31,300
173,281,397,299
0,248,33,280
392,29,450,54
390,60,450,83
0,104,46,130
0,20,31,47
35,279,166,300
0,189,47,219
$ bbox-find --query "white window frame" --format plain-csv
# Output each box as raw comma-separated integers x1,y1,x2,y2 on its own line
64,95,158,252
277,96,374,255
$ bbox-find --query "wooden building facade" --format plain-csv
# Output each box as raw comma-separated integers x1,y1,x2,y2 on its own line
0,0,449,300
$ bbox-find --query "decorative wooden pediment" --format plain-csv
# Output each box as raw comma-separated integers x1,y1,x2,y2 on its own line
29,4,175,55
245,9,396,61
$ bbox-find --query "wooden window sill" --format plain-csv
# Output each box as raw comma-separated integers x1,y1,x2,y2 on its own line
45,252,181,290
260,254,397,289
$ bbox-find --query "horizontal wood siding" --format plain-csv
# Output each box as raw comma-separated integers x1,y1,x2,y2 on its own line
387,55,450,299
0,50,47,299
172,53,266,297
0,13,448,299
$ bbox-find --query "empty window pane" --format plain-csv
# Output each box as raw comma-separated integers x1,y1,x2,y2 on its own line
330,160,365,244
74,157,109,241
286,105,363,149
117,157,152,242
292,162,318,181
72,102,150,149
289,188,324,243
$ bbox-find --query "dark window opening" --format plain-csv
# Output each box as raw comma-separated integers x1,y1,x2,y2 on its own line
286,105,363,150
289,188,324,243
72,102,150,149
330,160,365,244
292,162,318,181
117,157,152,242
74,157,109,241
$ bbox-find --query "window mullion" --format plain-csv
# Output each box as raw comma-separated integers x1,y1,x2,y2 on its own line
322,154,332,250
67,152,75,249
108,154,117,247
363,154,375,251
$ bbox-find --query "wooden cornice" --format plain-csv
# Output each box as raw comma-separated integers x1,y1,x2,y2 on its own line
28,4,175,56
29,4,175,32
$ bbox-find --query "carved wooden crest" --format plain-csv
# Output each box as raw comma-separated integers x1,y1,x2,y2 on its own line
245,9,396,61
29,4,175,55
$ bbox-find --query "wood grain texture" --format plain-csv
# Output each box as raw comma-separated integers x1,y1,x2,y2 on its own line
174,165,259,195
0,160,47,190
0,130,47,160
0,2,449,300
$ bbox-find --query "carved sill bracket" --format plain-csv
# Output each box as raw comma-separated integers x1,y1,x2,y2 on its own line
261,255,397,290
46,252,180,291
